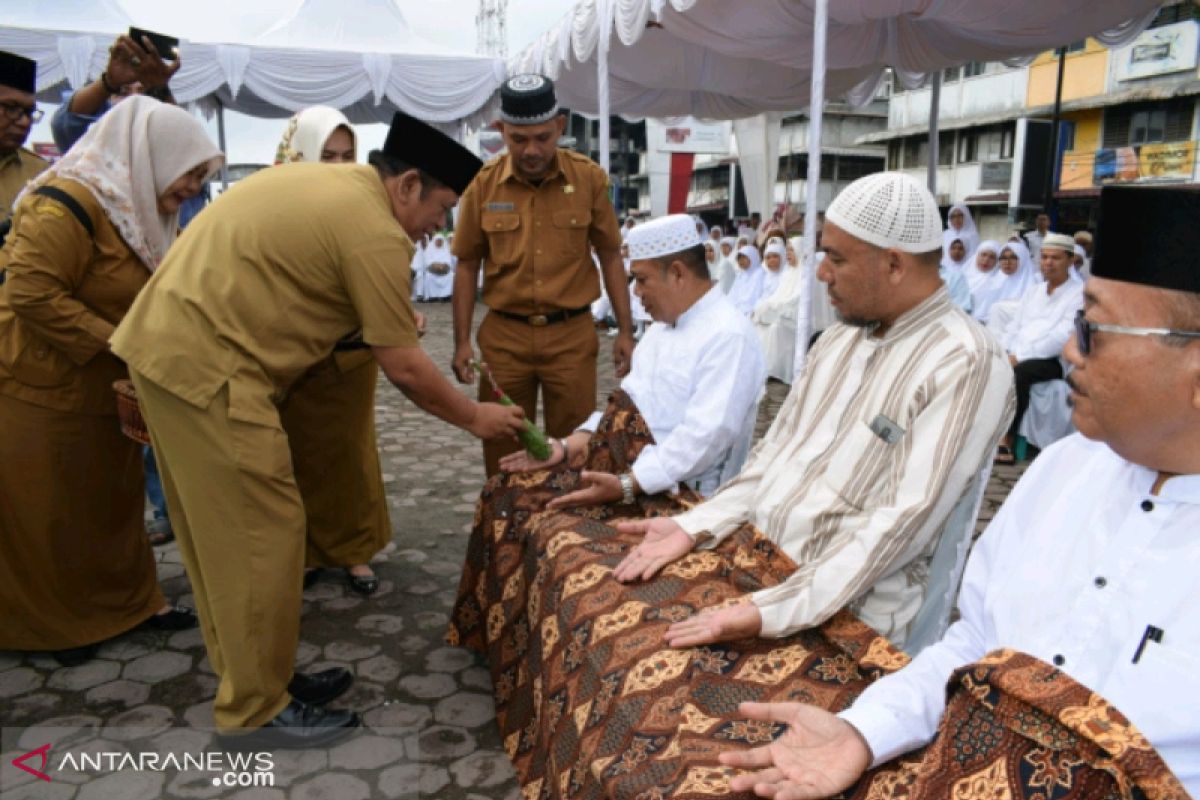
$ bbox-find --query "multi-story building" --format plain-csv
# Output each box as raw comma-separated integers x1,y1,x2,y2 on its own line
861,0,1199,239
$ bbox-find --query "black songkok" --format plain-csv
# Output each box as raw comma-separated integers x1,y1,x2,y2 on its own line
0,51,37,93
381,111,483,195
1092,185,1200,294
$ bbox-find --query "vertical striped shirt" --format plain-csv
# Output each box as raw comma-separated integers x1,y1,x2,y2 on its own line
672,288,1016,644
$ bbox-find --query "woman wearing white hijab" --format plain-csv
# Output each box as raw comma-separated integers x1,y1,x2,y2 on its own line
985,240,1039,334
752,236,805,382
716,237,739,294
422,233,456,301
727,244,765,315
942,203,979,261
0,96,222,663
758,239,787,301
273,106,395,597
963,240,1006,322
704,240,719,280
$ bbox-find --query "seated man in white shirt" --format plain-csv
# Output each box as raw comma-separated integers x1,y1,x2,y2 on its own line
720,185,1200,800
493,213,766,504
994,232,1083,463
612,172,1015,651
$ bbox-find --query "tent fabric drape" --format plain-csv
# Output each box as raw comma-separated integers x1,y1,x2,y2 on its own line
509,0,1162,119
1,0,507,127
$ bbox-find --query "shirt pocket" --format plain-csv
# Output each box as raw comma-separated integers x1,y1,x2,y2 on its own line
820,419,893,510
8,335,74,388
550,208,592,264
481,212,522,274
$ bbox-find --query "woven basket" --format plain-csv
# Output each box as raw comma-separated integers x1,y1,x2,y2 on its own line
112,379,151,445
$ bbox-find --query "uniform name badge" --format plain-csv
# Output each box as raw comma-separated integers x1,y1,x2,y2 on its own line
869,414,904,445
486,202,515,212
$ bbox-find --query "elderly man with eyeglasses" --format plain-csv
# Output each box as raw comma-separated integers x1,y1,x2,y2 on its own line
716,185,1199,800
0,52,48,230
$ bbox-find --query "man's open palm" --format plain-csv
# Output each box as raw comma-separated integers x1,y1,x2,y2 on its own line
720,702,872,799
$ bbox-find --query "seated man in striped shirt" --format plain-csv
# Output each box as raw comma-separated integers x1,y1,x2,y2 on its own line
615,171,1015,650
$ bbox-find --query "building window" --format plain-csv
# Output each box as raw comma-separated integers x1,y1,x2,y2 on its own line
1065,40,1086,53
957,132,977,163
888,140,903,169
943,66,961,83
903,136,925,168
837,157,884,182
938,131,955,166
962,61,987,79
1150,1,1199,28
1103,99,1195,147
1000,125,1016,159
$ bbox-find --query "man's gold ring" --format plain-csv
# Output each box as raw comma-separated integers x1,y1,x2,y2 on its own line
131,56,142,67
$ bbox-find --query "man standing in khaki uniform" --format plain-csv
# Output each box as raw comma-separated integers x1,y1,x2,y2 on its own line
451,74,633,476
110,112,525,749
0,52,48,227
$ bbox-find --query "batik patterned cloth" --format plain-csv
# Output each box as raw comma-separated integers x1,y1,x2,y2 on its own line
448,391,906,799
841,649,1188,800
448,392,1185,800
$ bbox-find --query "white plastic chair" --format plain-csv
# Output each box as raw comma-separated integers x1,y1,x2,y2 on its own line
903,462,993,656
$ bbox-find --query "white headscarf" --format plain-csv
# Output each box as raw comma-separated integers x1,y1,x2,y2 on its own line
992,240,1038,311
275,106,357,164
426,234,453,267
727,244,765,315
942,203,980,262
964,240,1008,322
941,234,972,273
760,239,788,298
23,96,222,271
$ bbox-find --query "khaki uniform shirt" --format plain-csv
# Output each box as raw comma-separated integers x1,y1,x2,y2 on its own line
111,163,419,427
0,148,49,220
452,149,622,316
0,178,145,414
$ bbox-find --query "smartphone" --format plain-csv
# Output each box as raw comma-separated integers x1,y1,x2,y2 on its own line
128,27,179,61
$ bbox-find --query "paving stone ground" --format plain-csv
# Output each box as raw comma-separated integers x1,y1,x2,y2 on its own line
0,303,1026,800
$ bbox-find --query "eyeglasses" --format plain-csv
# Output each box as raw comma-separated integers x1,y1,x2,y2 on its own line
1074,309,1200,356
0,102,43,123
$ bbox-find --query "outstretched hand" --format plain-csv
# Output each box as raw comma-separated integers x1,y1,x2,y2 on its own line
663,602,762,648
612,517,695,583
719,702,873,799
546,470,622,510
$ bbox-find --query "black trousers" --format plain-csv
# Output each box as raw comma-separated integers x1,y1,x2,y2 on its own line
1009,357,1064,439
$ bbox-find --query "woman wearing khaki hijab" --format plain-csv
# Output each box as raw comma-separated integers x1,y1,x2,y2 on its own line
274,106,394,596
0,96,222,664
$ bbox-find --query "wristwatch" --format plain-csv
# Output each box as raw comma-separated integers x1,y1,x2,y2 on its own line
618,472,636,505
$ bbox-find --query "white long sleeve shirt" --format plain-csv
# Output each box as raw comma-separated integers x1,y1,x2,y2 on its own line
841,434,1200,794
1001,277,1084,362
581,287,765,496
672,289,1015,643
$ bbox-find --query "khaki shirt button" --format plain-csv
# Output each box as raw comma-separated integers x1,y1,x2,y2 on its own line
536,249,542,254
571,218,577,224
36,346,48,358
536,280,543,287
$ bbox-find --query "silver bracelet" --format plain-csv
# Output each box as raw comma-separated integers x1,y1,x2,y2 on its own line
618,472,636,505
558,437,570,463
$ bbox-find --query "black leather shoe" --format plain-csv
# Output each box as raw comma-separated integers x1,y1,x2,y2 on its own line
51,644,99,667
345,570,379,596
217,699,359,750
287,668,353,706
139,607,198,631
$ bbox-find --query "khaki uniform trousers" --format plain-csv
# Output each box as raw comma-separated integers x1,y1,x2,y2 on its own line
279,351,392,567
476,310,598,476
131,371,302,732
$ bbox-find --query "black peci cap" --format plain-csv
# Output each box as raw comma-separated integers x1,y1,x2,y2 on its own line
0,51,37,93
381,111,483,195
1092,185,1200,294
499,73,559,126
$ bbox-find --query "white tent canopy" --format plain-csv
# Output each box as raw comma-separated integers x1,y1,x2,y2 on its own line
511,0,1162,378
511,0,1162,119
0,0,505,127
